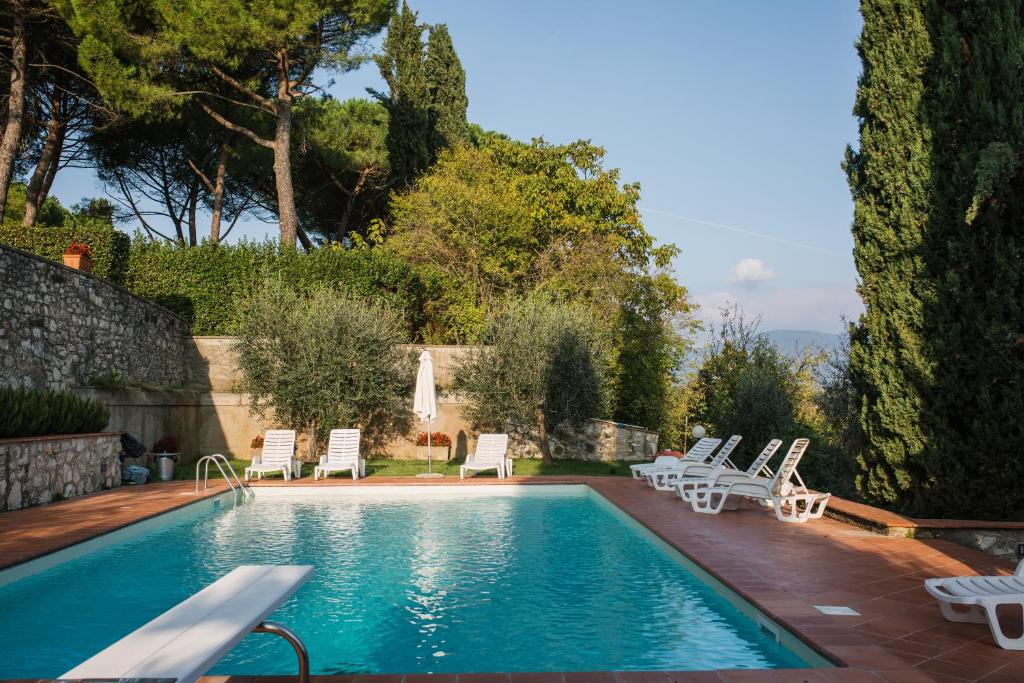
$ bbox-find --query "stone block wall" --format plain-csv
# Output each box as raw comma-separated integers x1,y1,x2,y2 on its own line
0,433,120,510
510,419,659,462
0,244,190,390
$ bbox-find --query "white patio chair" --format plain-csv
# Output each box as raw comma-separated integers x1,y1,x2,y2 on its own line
244,429,299,481
460,433,509,479
677,438,782,503
639,437,721,487
646,436,739,490
631,454,686,480
690,438,831,523
925,559,1024,650
314,429,365,480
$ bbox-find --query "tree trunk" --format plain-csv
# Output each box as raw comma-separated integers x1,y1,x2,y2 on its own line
187,181,199,246
209,137,230,243
538,411,552,464
23,94,65,228
272,80,297,248
0,13,28,217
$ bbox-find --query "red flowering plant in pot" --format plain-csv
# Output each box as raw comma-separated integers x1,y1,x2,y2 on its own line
63,241,94,273
415,431,452,461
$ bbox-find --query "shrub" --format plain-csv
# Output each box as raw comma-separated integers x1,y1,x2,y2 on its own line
454,297,613,462
0,220,130,284
235,279,412,459
0,386,111,438
124,239,427,336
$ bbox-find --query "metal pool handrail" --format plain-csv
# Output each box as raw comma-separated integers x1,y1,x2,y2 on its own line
195,453,254,497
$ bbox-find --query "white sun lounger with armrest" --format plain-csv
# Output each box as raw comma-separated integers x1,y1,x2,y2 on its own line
630,437,719,480
924,559,1024,650
245,429,300,481
646,436,741,491
60,565,314,683
314,428,365,480
460,433,510,479
690,438,831,523
640,438,721,488
677,438,782,503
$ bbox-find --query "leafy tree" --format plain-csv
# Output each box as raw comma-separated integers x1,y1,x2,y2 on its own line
425,24,467,154
2,180,70,225
690,308,823,470
454,297,613,463
847,1,1024,518
234,278,411,458
372,1,430,188
812,325,864,499
57,0,392,248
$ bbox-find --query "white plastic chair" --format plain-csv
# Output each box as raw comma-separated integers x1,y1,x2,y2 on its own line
631,454,686,480
314,429,365,480
638,437,722,487
690,438,831,523
925,560,1024,650
677,439,782,503
244,429,299,481
646,437,734,490
460,434,510,479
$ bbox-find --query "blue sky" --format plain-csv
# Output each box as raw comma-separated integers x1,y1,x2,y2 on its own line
49,0,864,333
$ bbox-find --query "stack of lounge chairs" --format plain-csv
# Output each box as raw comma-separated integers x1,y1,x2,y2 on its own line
633,434,832,524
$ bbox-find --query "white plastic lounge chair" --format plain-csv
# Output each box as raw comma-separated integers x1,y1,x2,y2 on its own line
924,560,1024,650
690,438,831,523
646,436,740,491
639,437,721,487
677,439,782,503
61,565,314,683
460,433,509,479
245,429,300,481
631,453,686,480
314,428,365,480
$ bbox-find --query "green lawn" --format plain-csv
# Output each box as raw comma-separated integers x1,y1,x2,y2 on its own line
176,457,632,481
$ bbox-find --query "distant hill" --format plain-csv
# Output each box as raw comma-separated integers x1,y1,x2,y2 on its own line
764,329,841,356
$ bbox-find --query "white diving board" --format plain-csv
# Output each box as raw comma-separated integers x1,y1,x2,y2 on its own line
60,565,314,683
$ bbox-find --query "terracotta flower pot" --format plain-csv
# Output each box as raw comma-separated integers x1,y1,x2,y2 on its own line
63,253,93,273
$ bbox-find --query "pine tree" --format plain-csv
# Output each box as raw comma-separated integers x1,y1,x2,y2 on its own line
847,0,1024,519
373,2,431,188
425,24,468,156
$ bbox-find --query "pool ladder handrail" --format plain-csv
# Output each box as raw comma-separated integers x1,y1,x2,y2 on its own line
195,453,254,497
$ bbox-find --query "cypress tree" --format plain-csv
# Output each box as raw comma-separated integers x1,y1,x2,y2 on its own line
845,0,934,511
425,24,469,156
848,0,1024,518
373,1,431,188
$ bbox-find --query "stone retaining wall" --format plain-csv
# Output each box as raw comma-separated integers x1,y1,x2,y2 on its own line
0,244,190,390
0,433,121,510
511,419,659,462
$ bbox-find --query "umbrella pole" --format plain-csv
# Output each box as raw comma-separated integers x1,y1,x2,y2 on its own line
427,416,432,475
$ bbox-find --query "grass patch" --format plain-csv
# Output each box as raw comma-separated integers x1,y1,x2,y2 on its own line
176,457,631,481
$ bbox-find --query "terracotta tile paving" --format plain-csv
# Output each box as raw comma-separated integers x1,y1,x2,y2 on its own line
1,476,1021,682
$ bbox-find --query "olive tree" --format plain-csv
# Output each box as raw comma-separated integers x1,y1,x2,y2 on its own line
453,297,613,463
235,279,411,459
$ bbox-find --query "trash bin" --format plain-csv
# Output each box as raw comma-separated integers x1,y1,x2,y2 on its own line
154,453,177,482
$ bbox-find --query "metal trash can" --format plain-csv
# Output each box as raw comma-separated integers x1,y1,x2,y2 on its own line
154,453,177,482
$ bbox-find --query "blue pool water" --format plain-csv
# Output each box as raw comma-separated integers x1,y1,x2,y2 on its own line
0,486,810,675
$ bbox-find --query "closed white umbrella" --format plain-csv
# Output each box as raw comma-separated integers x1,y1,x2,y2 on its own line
413,350,441,477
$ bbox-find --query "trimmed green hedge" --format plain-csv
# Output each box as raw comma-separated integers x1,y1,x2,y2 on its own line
0,220,130,285
0,386,111,438
125,240,427,336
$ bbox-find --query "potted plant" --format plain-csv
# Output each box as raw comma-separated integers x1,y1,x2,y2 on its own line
250,435,264,460
63,241,94,273
151,436,179,482
416,431,452,461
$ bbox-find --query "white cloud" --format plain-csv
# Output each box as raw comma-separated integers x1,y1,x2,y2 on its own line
729,258,776,286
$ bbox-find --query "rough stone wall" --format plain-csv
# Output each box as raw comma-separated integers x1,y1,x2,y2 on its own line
0,433,121,510
0,244,190,390
510,419,659,462
917,528,1024,563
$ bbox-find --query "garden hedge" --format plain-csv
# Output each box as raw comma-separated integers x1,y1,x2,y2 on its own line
124,240,428,336
0,220,130,284
0,385,111,438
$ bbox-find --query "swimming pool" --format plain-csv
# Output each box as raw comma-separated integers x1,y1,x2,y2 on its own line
0,485,824,676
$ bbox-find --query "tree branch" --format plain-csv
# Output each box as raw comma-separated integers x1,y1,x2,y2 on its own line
208,65,274,110
198,101,273,148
